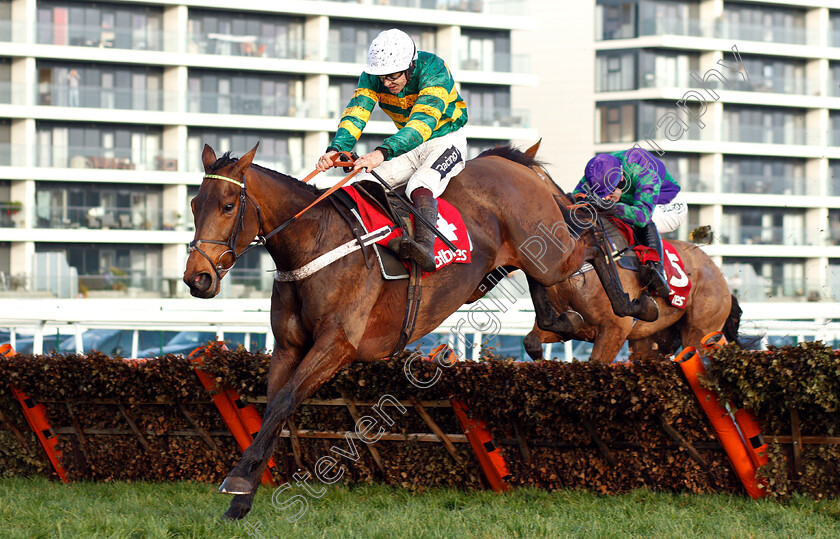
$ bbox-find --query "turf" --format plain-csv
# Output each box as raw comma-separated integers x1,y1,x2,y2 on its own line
1,477,838,538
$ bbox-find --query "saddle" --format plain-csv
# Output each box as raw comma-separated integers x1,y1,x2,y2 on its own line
331,180,413,280
579,216,691,310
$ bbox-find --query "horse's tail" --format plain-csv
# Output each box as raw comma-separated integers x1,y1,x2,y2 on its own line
723,294,762,349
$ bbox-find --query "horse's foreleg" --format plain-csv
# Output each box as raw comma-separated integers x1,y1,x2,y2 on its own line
224,347,302,520
218,332,355,501
527,276,584,336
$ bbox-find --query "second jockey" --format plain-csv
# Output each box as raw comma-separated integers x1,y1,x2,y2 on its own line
573,148,686,298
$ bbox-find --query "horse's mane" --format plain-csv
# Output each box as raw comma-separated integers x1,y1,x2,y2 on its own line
476,144,545,169
209,151,325,195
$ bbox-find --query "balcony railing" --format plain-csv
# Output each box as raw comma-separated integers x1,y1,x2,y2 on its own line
32,145,181,172
36,23,176,52
726,76,819,97
722,175,819,196
311,0,527,16
467,107,530,128
187,34,320,61
678,174,713,193
184,153,293,175
31,204,178,231
38,84,176,112
187,93,320,118
458,52,530,74
719,224,806,246
638,16,707,39
722,125,815,146
716,21,813,47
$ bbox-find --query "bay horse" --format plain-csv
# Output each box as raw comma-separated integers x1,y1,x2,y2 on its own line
184,143,587,519
521,149,737,363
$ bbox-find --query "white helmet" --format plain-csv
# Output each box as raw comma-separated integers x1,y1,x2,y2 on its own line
364,29,417,76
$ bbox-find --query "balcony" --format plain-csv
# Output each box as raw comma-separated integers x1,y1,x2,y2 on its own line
9,145,182,172
311,0,527,15
715,21,812,46
679,174,713,193
467,107,530,128
722,125,814,146
719,224,805,246
722,175,818,196
38,84,176,112
36,23,176,52
30,204,178,231
638,16,707,39
187,93,320,119
187,34,319,61
458,52,530,74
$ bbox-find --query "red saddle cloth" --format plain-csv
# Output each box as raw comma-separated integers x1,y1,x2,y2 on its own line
341,186,472,275
609,218,691,309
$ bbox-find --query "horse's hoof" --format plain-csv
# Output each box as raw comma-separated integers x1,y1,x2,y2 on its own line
219,476,254,496
633,294,660,323
223,502,252,520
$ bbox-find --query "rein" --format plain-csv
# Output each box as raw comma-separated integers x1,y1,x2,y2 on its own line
188,154,360,291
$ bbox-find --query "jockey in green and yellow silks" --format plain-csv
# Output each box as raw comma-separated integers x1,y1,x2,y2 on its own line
316,29,468,272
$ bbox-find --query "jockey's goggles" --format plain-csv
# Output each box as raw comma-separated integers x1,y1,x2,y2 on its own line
378,71,405,82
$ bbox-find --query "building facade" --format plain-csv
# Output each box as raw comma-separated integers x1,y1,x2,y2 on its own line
0,0,537,299
526,0,840,308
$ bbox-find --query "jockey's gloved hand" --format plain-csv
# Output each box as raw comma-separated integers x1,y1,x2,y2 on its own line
585,193,613,212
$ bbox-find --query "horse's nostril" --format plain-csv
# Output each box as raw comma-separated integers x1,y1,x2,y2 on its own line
190,273,212,292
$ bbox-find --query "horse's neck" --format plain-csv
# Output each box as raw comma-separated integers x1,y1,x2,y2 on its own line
251,168,342,268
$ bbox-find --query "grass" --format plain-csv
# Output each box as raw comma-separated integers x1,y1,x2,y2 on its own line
1,477,838,538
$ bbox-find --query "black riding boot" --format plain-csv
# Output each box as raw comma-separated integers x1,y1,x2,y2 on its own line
394,189,438,272
635,222,671,298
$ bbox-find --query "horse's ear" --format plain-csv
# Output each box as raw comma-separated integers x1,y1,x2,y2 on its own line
524,139,542,159
202,144,217,172
233,142,260,176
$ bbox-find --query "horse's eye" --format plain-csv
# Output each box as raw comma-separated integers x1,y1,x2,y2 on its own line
223,203,235,213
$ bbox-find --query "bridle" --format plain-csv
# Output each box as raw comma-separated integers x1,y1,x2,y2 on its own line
187,173,270,292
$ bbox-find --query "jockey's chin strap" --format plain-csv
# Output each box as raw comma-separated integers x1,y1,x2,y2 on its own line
188,152,361,290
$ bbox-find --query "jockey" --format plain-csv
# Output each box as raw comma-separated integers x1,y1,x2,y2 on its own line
315,29,468,272
573,148,686,298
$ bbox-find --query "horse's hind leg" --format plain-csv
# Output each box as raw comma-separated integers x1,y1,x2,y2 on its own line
219,331,356,512
589,324,631,364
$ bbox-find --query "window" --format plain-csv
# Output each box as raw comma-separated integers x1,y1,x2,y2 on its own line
731,56,806,94
596,102,635,143
724,106,806,145
722,257,806,301
36,242,163,292
721,207,805,246
187,129,304,175
657,153,703,191
722,157,807,195
36,123,163,170
460,29,510,72
328,21,436,64
596,1,636,40
38,61,163,110
722,3,807,45
459,85,513,126
596,52,636,92
37,1,163,50
188,10,304,59
188,70,304,117
34,181,162,230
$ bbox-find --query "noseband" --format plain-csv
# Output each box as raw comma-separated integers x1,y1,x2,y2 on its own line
187,173,266,291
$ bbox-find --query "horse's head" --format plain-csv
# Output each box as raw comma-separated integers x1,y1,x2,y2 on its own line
184,143,261,298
